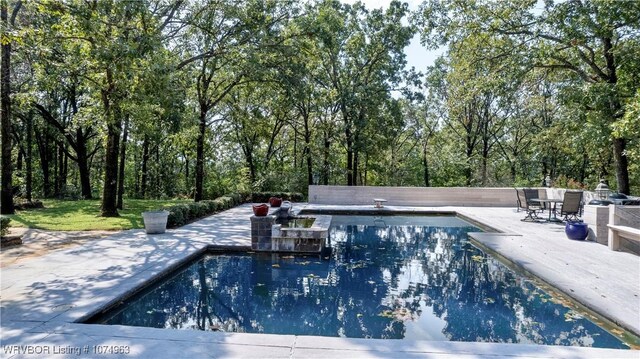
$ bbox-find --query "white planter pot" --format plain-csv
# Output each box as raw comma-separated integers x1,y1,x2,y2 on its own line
142,210,169,234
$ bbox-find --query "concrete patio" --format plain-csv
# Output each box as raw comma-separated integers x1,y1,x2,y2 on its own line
1,203,639,358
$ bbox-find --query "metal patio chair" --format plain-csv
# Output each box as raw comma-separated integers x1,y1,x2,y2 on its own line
518,188,542,221
558,191,583,222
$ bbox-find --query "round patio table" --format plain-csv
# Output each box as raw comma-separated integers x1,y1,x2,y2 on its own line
531,198,564,222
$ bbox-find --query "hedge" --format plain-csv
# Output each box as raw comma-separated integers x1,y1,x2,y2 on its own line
0,216,10,237
251,191,304,203
163,191,302,228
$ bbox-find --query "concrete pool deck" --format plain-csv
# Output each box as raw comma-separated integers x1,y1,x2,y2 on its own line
1,203,638,358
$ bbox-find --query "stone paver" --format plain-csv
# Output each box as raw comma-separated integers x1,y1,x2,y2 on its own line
1,229,114,268
1,203,639,358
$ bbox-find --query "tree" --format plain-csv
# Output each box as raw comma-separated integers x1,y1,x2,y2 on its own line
178,0,294,201
39,1,174,215
417,0,640,193
0,0,20,214
311,0,414,185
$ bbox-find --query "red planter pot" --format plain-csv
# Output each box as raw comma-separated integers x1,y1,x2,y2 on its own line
252,204,269,217
269,197,283,207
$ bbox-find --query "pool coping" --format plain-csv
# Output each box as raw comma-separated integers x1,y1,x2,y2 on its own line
1,203,639,358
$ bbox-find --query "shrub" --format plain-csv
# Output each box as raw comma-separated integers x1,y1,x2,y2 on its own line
213,198,226,210
251,191,304,203
163,191,302,229
164,192,248,228
193,202,210,218
166,204,190,228
201,200,218,213
217,196,233,208
225,193,242,206
0,216,10,237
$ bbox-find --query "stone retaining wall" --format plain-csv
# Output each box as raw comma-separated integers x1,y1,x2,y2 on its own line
308,185,520,207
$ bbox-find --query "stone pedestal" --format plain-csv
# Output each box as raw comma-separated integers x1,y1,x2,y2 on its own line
583,205,610,245
250,215,275,251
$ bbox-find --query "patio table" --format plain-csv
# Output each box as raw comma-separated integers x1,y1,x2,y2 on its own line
531,199,564,222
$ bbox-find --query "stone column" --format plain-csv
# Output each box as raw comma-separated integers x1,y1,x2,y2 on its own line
250,215,275,251
583,205,609,245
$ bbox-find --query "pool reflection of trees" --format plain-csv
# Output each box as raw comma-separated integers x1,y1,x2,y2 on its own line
105,224,627,348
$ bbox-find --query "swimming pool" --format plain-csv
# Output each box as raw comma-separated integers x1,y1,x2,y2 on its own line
89,215,630,348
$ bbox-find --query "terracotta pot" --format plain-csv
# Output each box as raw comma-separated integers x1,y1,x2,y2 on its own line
252,204,269,216
269,197,283,207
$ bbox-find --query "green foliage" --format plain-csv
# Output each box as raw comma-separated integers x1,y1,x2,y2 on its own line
6,0,639,213
0,216,10,237
164,192,255,228
166,204,189,228
414,0,640,194
251,192,304,203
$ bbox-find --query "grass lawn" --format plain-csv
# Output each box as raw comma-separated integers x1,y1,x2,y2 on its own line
7,199,191,231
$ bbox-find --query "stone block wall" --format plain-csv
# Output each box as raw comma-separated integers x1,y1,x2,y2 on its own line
308,186,519,207
250,215,274,251
583,205,610,244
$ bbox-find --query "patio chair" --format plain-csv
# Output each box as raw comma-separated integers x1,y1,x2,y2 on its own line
536,188,549,213
558,191,583,221
518,188,542,221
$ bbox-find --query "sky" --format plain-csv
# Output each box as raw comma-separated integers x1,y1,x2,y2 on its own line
341,0,445,72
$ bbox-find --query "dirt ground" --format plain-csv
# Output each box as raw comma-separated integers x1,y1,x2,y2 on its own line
0,228,116,268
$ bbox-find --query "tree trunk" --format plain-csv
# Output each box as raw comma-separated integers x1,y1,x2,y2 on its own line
15,145,22,171
100,68,121,217
53,144,59,196
612,138,629,194
353,150,359,186
133,149,139,196
56,143,68,196
77,153,91,199
154,144,160,196
140,135,149,198
303,116,313,185
422,145,430,187
35,129,52,197
194,109,206,202
293,123,297,168
23,112,32,201
244,145,256,184
0,0,14,214
184,154,190,193
101,119,121,216
346,125,354,186
481,154,488,186
465,123,474,186
602,36,630,194
322,135,330,185
117,117,128,209
465,143,473,187
75,128,92,199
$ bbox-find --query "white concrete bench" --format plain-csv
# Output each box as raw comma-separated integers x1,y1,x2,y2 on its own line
373,198,387,208
607,224,640,251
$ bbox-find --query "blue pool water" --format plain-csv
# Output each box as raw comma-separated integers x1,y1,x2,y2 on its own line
94,215,629,348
